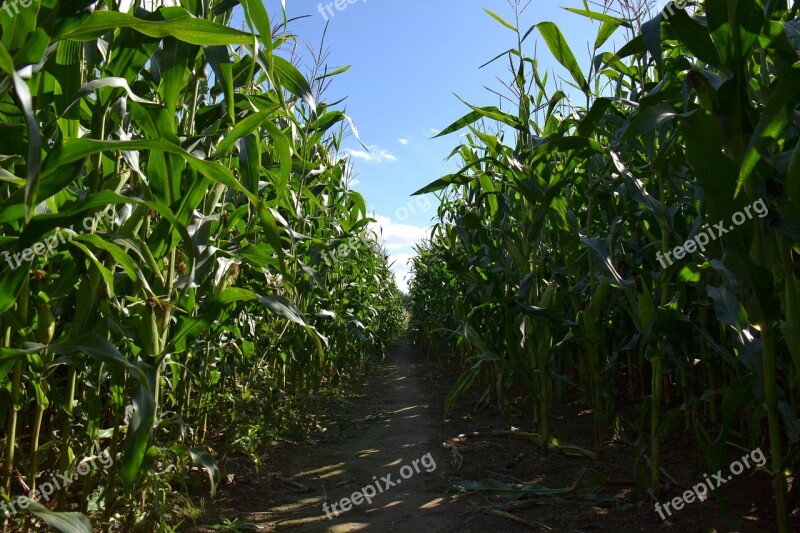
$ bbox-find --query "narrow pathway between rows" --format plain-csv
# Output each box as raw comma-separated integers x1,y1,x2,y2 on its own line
264,340,458,530
193,340,486,532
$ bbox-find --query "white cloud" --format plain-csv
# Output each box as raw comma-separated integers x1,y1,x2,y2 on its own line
388,253,414,293
367,215,430,293
398,138,410,145
428,128,441,136
344,145,398,163
390,252,414,268
367,215,428,250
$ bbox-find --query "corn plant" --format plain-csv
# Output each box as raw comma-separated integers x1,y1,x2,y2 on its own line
0,0,403,530
410,1,800,530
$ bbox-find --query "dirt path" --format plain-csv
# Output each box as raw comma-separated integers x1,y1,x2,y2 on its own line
263,340,459,531
191,340,476,532
191,340,780,532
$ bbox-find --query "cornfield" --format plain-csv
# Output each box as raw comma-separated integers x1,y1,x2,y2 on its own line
409,1,800,531
0,0,403,530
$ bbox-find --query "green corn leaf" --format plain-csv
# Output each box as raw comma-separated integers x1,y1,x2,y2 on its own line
73,234,139,282
18,499,92,533
273,55,316,111
595,19,623,49
204,45,236,124
484,9,518,32
563,6,631,26
0,266,30,315
0,43,41,220
256,294,307,326
213,110,273,157
238,134,262,194
49,334,150,386
38,138,258,205
59,9,256,46
262,120,293,188
536,22,588,93
666,9,724,69
121,379,156,489
738,62,800,194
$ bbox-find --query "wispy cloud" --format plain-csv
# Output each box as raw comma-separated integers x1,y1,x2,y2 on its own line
344,145,398,163
367,215,431,293
388,252,414,293
389,252,413,269
398,138,410,145
368,215,428,250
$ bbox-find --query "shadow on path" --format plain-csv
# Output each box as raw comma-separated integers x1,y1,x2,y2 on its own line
265,339,459,531
191,339,482,532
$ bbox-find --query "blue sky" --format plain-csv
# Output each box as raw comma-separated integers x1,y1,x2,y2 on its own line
279,1,631,291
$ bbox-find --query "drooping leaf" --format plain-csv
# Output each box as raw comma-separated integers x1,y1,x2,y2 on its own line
19,500,92,533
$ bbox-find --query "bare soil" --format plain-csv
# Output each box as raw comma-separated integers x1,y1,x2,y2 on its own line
187,339,788,532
